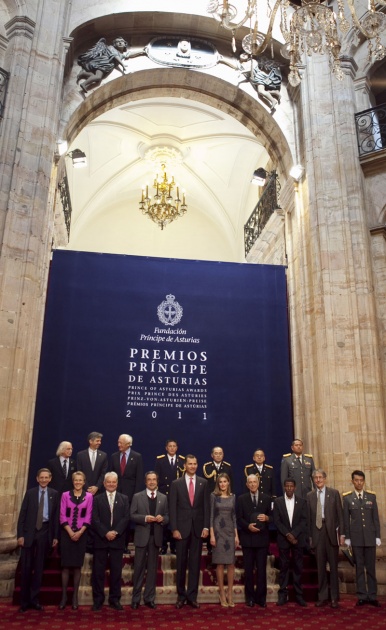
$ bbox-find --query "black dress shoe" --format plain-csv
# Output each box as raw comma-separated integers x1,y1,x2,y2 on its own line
276,598,287,606
131,602,139,609
72,604,78,610
257,602,267,608
187,600,200,608
296,598,307,607
92,603,102,611
368,600,381,607
145,601,157,609
18,606,28,613
356,599,367,606
315,600,327,607
109,601,124,611
175,599,186,609
246,600,255,607
30,603,44,611
330,601,339,609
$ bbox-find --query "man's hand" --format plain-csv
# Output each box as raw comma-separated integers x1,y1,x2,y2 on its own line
155,515,164,523
52,538,58,547
201,529,209,539
286,533,298,545
173,529,182,540
248,523,260,532
17,537,24,547
339,535,345,546
106,531,117,541
87,486,98,495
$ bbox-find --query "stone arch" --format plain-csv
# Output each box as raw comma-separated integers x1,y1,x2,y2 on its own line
64,68,294,182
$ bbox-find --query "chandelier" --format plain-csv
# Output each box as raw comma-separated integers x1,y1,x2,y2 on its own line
207,0,386,85
139,163,187,230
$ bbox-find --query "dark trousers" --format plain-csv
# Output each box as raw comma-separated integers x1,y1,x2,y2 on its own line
132,535,159,604
241,545,268,605
314,524,339,602
352,545,377,600
175,531,203,602
19,523,50,608
278,545,304,598
92,547,124,604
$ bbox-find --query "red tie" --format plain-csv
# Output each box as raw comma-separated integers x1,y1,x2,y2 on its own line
189,477,194,506
120,452,126,475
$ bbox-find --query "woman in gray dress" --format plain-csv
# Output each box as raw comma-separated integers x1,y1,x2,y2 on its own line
209,473,239,607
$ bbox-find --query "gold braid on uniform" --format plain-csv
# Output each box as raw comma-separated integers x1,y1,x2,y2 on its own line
203,463,216,479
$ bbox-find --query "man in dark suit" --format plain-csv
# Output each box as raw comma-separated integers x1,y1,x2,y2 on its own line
273,478,308,606
169,454,209,609
91,471,130,611
307,468,345,608
47,441,76,494
244,449,276,498
76,431,108,496
343,469,381,607
130,471,169,609
281,439,315,498
237,473,272,607
155,438,185,554
17,468,59,612
110,434,143,504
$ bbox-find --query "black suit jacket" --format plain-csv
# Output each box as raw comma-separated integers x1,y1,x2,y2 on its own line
169,475,209,539
76,449,108,492
307,486,344,548
237,492,271,548
155,454,185,497
47,456,76,494
92,491,130,549
244,463,276,498
17,486,59,547
273,495,308,548
110,449,143,503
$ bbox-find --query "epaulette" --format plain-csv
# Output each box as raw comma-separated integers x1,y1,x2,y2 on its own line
265,464,273,469
179,455,185,460
244,464,253,477
203,461,212,468
157,454,166,459
282,453,291,457
203,463,216,479
342,491,352,496
366,489,376,495
304,453,313,458
223,461,231,466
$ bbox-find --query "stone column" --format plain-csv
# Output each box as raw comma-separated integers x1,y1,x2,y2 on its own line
286,54,386,531
0,1,70,594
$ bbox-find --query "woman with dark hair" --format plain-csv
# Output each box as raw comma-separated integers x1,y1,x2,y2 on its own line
59,471,93,609
209,473,239,607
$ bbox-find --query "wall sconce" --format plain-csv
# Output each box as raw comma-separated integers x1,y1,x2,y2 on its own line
251,167,268,186
289,164,304,182
67,148,87,168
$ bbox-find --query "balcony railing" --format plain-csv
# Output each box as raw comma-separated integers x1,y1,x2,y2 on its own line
58,175,72,237
244,171,281,257
355,103,386,156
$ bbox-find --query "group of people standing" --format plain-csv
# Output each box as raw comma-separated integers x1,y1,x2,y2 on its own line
16,434,381,613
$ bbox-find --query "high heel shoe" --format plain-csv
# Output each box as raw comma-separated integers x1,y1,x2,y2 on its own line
227,590,235,607
72,597,78,610
219,594,228,607
58,597,67,610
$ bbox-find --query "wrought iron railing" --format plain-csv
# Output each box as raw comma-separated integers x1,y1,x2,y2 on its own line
355,103,386,156
58,175,72,237
244,171,281,256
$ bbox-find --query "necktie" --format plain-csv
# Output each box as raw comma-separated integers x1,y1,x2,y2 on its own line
36,490,45,530
189,477,194,506
316,490,323,529
252,494,257,507
109,492,114,525
171,457,174,469
358,493,362,503
151,491,155,499
62,459,67,478
91,450,96,471
120,452,126,475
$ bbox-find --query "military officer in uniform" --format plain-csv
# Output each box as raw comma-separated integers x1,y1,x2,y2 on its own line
155,439,185,554
203,446,233,493
281,439,315,499
244,449,275,499
343,470,381,607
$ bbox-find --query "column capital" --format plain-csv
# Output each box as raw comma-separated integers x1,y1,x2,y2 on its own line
4,16,35,41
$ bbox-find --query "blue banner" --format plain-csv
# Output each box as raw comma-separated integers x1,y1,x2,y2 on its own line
30,251,293,494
